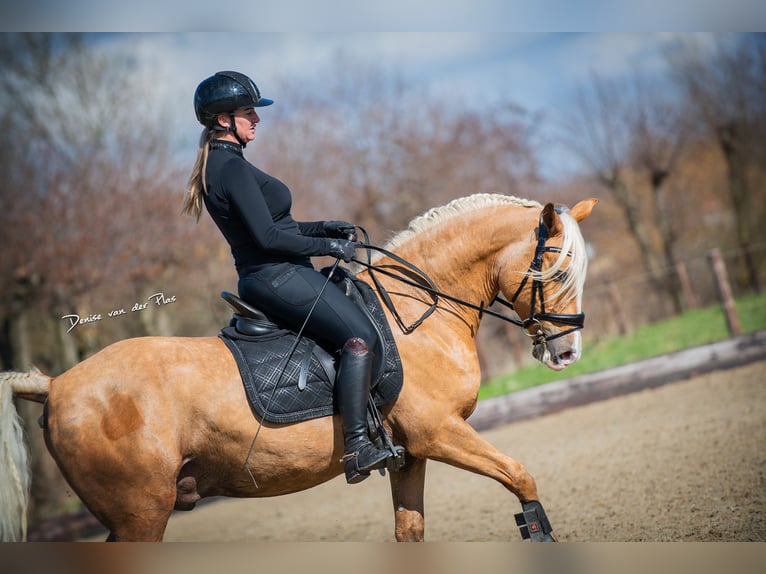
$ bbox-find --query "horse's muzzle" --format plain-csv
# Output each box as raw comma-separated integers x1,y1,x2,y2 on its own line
533,337,580,371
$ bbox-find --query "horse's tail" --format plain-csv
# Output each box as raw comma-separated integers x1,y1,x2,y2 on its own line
0,368,51,542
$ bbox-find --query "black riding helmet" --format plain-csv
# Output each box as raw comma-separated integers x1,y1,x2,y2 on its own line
194,71,273,146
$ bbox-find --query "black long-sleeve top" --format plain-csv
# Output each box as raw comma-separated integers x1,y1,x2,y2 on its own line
203,140,333,274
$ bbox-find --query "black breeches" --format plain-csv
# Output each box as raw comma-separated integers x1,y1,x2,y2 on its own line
238,263,379,354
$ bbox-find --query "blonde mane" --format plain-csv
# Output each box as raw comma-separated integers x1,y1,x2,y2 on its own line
373,193,587,305
382,194,542,254
530,209,588,304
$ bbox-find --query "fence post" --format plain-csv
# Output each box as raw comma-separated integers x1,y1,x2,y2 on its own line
675,261,698,310
707,248,742,336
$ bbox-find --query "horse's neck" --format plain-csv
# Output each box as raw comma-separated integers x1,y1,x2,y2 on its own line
387,205,535,323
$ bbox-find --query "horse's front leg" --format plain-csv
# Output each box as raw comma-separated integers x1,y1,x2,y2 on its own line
418,415,556,542
388,455,427,541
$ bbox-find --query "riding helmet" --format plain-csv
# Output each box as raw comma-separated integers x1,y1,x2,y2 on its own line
194,71,274,128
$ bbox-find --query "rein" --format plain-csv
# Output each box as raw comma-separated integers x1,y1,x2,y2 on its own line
352,215,585,345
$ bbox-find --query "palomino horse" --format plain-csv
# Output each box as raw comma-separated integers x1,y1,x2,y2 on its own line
0,194,596,542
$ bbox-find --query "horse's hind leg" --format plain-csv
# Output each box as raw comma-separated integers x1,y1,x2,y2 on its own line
104,516,170,542
45,430,177,541
416,416,555,541
96,485,175,542
389,455,427,541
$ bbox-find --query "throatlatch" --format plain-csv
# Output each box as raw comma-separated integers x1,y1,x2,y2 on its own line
514,500,556,541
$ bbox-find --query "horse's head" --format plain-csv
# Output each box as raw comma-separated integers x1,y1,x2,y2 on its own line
499,198,597,371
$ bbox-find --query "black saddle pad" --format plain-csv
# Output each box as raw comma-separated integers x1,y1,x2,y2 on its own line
219,271,404,424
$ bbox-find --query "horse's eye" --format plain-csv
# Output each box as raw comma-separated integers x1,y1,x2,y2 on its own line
553,270,569,283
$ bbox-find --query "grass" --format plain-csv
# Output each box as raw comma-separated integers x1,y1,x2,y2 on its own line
479,291,766,400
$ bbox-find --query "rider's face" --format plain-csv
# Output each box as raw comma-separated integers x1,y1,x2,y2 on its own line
218,107,260,143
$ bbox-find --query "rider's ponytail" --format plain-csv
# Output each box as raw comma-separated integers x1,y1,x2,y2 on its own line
182,128,214,221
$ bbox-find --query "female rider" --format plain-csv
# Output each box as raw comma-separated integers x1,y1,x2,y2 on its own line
183,71,400,484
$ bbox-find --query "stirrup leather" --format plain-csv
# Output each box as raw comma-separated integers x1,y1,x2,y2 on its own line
365,397,405,475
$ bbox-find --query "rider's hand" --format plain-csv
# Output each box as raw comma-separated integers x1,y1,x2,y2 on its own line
323,220,357,241
327,239,357,263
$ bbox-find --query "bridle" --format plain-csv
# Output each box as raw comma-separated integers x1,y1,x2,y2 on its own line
351,210,585,347
496,210,585,345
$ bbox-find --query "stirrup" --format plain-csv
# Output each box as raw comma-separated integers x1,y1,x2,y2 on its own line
341,443,405,484
365,396,405,476
514,500,556,541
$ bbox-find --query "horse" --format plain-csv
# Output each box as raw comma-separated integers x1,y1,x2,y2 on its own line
0,193,596,542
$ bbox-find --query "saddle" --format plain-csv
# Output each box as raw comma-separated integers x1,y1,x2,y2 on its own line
218,267,404,425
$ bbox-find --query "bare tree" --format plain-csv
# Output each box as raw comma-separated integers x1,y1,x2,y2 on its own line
628,74,690,312
559,68,692,315
0,32,195,528
0,34,192,357
667,33,766,292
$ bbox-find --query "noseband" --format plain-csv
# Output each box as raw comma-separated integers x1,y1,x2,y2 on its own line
352,211,585,346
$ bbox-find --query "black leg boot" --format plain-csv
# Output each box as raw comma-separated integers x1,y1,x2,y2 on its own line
336,338,396,484
514,500,556,541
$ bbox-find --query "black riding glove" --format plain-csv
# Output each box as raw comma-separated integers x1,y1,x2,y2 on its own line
327,239,357,263
323,220,357,240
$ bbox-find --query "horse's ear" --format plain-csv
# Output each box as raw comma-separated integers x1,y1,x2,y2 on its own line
568,198,598,222
541,203,564,235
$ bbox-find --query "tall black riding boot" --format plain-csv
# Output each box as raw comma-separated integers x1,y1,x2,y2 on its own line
336,338,395,484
